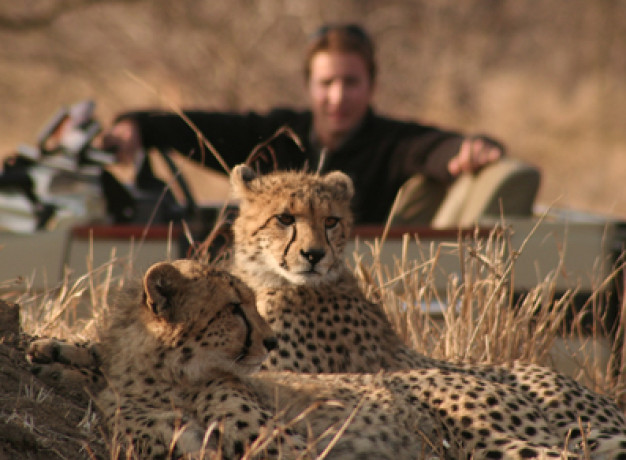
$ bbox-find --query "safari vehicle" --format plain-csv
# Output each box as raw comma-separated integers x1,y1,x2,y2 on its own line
2,102,625,346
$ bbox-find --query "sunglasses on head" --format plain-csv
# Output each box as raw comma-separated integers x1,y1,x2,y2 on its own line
310,23,371,42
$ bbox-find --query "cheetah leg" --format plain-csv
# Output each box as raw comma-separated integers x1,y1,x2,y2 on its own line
27,338,105,397
569,428,626,460
27,337,103,367
98,387,213,458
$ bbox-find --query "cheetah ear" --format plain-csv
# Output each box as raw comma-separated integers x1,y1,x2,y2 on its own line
143,262,185,319
230,164,258,199
323,171,354,202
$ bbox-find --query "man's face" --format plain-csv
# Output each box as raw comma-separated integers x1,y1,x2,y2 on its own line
308,51,374,146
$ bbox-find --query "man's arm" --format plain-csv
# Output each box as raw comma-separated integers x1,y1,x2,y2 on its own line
101,109,293,172
394,122,505,184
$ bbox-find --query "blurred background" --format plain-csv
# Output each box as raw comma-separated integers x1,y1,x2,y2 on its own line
1,0,624,217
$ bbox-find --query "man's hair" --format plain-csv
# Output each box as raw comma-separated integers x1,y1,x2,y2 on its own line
304,23,377,83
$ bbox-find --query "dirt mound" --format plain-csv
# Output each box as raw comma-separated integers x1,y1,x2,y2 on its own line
0,300,107,460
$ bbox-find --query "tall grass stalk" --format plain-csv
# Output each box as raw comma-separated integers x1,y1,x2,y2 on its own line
5,220,624,458
353,222,625,405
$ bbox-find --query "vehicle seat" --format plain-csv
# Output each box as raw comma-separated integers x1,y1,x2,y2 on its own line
391,158,541,228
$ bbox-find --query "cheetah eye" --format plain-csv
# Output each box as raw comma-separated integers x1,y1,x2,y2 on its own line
325,216,340,229
275,213,295,226
230,302,244,316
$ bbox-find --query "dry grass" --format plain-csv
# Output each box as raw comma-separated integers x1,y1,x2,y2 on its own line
14,249,140,342
352,222,626,403
3,4,626,456
5,219,626,458
372,225,621,386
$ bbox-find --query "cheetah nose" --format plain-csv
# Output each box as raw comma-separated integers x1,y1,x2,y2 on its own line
263,337,278,352
300,248,325,266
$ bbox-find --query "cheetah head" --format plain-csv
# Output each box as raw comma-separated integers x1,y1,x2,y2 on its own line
230,164,354,287
107,260,278,382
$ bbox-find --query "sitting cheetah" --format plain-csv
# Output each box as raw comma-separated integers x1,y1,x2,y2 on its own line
229,164,442,373
29,166,626,458
73,259,605,458
227,164,626,458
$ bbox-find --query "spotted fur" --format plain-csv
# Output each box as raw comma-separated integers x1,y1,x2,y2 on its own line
28,167,626,459
45,260,601,459
230,165,626,459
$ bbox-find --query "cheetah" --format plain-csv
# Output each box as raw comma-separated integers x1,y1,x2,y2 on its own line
229,164,441,373
64,258,605,458
90,259,444,459
227,164,626,458
29,166,626,458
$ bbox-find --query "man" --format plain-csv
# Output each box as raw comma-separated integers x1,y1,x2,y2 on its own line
100,23,503,224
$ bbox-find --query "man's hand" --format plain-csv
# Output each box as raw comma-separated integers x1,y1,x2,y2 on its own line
447,136,503,177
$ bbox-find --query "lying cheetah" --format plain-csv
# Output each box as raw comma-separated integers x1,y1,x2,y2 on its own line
71,259,604,458
92,259,441,459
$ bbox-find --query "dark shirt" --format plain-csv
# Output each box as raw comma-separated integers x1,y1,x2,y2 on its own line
119,108,484,224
